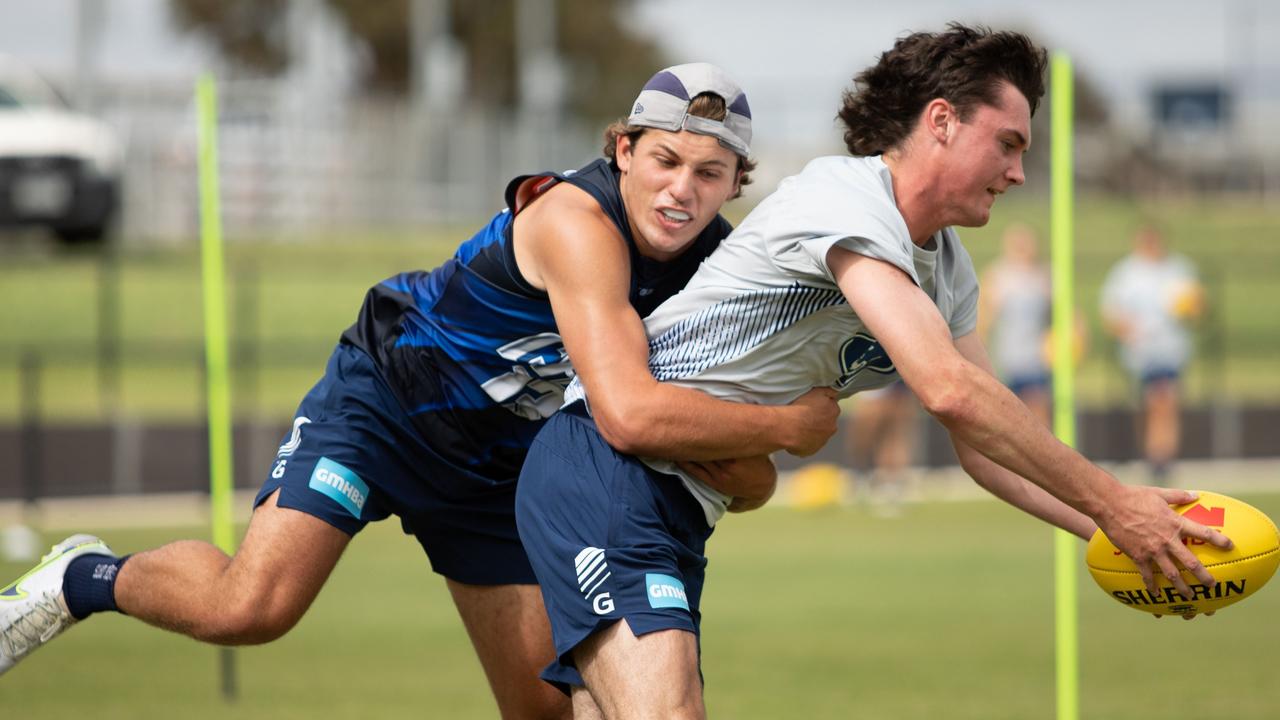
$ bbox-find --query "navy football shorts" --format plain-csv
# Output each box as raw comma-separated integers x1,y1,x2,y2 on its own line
516,401,712,692
1006,370,1050,397
254,343,535,585
1139,366,1181,387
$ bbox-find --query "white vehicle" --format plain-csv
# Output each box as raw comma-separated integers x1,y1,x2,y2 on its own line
0,57,122,244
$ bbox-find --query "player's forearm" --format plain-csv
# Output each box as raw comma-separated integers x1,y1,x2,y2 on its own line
955,440,1097,540
922,361,1121,519
592,381,798,461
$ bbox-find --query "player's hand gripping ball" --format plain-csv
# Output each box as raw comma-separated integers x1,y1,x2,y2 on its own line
1086,491,1280,616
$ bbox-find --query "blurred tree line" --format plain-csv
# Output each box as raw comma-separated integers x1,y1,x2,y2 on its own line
168,0,666,123
168,4,1213,195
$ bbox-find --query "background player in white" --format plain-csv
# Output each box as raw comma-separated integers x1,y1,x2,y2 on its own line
1100,223,1205,483
516,25,1232,719
978,222,1053,425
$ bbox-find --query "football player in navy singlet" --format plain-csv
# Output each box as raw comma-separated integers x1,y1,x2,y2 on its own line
0,64,843,717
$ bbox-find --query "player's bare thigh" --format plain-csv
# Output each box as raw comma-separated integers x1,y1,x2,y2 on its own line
574,620,704,720
447,580,571,719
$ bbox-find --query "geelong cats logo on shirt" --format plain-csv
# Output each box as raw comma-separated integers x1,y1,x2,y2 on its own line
835,332,895,389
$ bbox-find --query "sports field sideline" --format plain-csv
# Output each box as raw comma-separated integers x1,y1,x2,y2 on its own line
2,457,1277,529
3,459,1278,719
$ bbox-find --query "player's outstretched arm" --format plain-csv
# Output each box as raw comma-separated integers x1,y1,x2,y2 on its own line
947,332,1096,538
828,246,1231,596
514,185,839,465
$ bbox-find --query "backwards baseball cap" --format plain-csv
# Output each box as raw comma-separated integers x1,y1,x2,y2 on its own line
627,63,752,158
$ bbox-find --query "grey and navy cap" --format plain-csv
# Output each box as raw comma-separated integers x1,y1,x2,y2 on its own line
627,63,752,157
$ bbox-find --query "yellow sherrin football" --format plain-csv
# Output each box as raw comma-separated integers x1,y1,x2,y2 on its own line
1086,491,1280,615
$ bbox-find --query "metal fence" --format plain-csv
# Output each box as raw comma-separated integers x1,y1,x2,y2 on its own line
91,76,597,242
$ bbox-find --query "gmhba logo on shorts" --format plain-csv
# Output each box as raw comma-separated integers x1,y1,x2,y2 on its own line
645,573,689,611
308,456,368,519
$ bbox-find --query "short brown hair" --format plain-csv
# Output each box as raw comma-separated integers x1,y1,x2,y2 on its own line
838,23,1048,157
602,92,756,199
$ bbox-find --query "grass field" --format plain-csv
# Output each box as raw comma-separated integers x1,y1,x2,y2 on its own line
4,492,1280,719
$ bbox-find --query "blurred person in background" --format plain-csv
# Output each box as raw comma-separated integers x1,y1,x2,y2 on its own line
0,63,841,718
1100,223,1205,484
845,381,917,516
977,222,1052,425
515,25,1232,719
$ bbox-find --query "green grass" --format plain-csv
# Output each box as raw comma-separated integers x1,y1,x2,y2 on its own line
5,493,1280,718
1,196,1279,422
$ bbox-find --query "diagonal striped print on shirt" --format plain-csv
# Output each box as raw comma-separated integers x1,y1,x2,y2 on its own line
648,284,846,381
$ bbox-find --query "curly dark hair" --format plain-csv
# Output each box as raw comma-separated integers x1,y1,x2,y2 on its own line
838,23,1048,157
602,92,756,199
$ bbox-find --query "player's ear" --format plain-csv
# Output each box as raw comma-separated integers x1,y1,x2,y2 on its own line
924,98,954,144
616,134,636,173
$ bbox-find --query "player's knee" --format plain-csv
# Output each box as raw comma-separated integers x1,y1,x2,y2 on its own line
239,604,303,644
200,584,308,644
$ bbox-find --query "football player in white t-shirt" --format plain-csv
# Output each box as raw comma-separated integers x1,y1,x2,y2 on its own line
517,26,1233,719
979,223,1053,424
1101,224,1205,482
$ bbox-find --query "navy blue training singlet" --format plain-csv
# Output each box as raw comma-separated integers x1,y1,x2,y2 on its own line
340,158,733,482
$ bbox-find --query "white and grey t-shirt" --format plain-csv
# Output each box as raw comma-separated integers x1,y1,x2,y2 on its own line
985,261,1051,381
569,155,980,525
1099,252,1199,375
